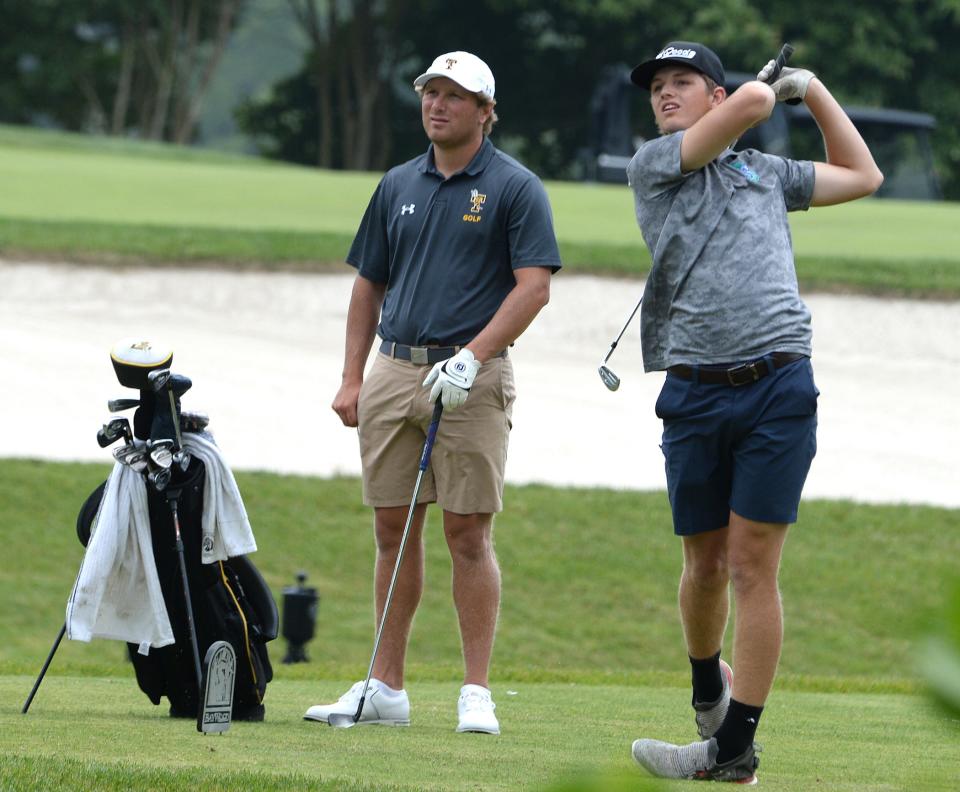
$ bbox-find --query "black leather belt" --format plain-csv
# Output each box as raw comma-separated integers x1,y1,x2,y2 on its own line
668,352,807,387
379,339,507,365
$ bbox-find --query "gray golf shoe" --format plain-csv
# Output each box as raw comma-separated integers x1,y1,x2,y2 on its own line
695,658,734,739
631,736,759,785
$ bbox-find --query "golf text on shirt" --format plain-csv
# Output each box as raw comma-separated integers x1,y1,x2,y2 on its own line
346,137,561,347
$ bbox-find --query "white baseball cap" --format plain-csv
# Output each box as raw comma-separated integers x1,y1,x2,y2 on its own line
413,51,495,99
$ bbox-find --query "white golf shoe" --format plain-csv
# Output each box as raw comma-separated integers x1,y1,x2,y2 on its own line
303,679,410,726
456,684,500,734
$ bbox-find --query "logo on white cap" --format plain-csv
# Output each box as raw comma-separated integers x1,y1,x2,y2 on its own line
414,51,495,99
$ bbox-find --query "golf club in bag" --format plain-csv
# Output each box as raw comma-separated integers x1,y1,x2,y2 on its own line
328,399,444,728
23,340,278,725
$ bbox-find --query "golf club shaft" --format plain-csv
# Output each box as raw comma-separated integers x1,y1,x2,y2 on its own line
166,388,184,450
352,399,444,722
602,295,643,365
170,497,203,692
22,622,66,713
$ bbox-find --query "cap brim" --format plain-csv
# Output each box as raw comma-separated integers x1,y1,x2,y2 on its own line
413,71,486,95
630,58,702,90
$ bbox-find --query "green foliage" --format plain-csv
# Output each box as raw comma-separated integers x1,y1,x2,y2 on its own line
922,581,960,719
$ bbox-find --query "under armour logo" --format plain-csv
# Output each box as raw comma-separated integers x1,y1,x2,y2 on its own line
401,204,416,215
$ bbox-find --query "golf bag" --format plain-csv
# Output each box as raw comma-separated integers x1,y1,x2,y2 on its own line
77,457,278,721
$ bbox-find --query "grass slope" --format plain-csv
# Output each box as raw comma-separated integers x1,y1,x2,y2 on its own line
2,460,957,686
2,460,958,790
2,124,959,296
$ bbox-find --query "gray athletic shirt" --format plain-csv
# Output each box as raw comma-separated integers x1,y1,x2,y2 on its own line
627,132,816,371
347,138,561,347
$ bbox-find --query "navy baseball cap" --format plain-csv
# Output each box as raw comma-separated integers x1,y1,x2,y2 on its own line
630,41,725,90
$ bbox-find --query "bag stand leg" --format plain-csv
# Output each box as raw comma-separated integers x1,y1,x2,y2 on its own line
22,622,66,714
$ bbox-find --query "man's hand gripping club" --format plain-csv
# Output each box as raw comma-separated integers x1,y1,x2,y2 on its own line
423,348,481,410
757,61,814,104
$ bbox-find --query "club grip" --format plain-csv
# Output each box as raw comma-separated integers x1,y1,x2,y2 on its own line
419,400,444,471
765,43,794,84
764,43,802,105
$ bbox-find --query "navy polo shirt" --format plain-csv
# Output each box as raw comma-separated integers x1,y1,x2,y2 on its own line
346,137,562,347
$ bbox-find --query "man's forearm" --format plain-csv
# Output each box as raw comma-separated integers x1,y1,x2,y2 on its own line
341,276,385,383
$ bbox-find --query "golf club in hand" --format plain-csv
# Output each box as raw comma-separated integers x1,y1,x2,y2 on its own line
598,295,642,391
328,399,444,728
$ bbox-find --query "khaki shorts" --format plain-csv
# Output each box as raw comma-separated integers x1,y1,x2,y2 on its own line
357,351,516,514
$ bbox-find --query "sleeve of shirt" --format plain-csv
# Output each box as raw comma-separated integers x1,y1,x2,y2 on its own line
505,175,562,273
626,132,688,198
345,177,391,282
768,156,815,212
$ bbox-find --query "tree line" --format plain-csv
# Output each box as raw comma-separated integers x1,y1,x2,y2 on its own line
4,0,960,198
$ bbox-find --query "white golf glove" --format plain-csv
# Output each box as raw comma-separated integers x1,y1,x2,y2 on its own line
757,62,814,103
422,349,481,410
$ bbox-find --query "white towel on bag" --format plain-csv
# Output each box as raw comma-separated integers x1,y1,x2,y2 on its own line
66,463,174,654
182,432,257,564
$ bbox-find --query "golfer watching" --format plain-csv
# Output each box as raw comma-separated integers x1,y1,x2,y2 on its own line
625,42,882,782
305,50,561,734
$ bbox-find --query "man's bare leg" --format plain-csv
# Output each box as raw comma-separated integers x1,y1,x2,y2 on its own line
443,511,500,687
370,503,428,690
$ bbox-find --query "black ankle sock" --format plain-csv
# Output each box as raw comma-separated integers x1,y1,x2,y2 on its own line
689,650,723,704
714,698,763,764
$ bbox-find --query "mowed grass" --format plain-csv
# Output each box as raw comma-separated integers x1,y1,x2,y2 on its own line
3,677,958,791
1,459,959,789
2,123,959,296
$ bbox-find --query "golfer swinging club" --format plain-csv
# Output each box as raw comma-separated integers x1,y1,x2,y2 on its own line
305,50,561,734
625,42,882,782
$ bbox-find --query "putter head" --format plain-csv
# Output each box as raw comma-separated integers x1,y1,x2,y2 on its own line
598,365,621,392
147,368,172,392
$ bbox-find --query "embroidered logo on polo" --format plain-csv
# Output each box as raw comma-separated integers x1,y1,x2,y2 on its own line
463,189,486,223
725,160,760,184
401,203,416,215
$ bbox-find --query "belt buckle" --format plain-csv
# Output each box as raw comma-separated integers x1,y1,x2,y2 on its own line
409,346,429,365
726,362,761,387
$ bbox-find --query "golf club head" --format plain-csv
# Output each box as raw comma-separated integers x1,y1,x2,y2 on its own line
97,417,132,447
148,466,171,492
150,446,174,469
598,365,621,391
114,443,148,472
173,450,191,472
148,439,175,469
147,368,172,392
327,712,360,729
107,398,140,412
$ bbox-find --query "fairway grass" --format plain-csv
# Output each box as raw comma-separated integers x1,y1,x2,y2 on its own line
3,676,957,791
3,123,959,296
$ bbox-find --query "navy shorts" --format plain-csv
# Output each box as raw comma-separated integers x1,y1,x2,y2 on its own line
655,357,819,535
